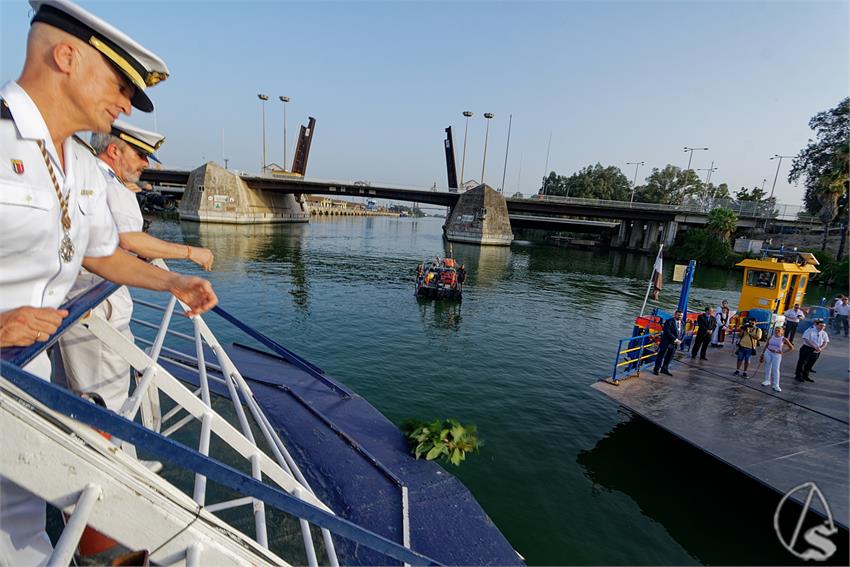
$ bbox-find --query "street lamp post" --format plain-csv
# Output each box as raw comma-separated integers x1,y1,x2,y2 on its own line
279,96,290,171
626,161,645,204
500,114,512,193
481,112,494,185
683,146,709,173
769,154,795,202
258,94,269,172
459,111,473,188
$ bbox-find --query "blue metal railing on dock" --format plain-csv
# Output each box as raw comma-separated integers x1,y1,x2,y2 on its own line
610,331,659,383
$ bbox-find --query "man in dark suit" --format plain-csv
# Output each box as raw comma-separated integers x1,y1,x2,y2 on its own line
654,310,685,376
691,306,717,360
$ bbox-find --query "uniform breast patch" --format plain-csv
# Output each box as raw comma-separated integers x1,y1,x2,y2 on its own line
11,159,24,175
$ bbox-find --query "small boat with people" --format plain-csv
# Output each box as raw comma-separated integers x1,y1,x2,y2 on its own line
415,256,465,301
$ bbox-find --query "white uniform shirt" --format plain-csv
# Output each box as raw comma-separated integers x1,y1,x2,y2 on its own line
0,81,118,318
835,303,850,317
97,160,144,233
783,308,805,322
802,326,829,349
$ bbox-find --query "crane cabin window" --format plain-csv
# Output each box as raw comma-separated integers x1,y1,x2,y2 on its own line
746,270,777,289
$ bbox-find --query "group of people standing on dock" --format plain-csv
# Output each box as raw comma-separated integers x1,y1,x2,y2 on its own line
652,299,832,394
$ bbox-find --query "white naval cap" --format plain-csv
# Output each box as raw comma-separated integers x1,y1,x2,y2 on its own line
111,119,165,163
29,0,169,113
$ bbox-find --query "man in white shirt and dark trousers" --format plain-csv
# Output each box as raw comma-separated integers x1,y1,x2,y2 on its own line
833,297,850,337
783,304,805,343
795,319,829,383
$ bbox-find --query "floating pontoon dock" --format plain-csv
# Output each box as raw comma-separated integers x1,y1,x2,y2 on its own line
592,335,848,529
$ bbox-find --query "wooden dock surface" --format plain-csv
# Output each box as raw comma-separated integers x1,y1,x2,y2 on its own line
592,333,849,529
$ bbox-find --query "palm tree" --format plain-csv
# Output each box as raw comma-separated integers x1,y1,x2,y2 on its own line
706,207,738,244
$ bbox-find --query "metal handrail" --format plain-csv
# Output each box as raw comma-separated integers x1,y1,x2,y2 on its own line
610,332,659,382
0,265,434,566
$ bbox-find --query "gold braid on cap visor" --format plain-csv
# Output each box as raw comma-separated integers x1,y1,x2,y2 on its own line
117,132,163,156
88,37,169,88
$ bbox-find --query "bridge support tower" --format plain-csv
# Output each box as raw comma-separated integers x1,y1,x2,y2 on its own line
178,163,309,224
443,184,513,246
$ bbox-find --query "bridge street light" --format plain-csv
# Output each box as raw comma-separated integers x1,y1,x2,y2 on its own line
460,111,473,188
481,112,495,186
279,96,291,171
683,146,708,174
258,94,269,173
626,161,645,204
769,154,795,202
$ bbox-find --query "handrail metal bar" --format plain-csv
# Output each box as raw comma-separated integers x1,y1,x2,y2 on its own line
47,483,101,567
0,363,442,566
131,317,196,342
0,280,119,366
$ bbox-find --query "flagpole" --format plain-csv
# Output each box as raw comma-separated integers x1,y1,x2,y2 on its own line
640,244,663,317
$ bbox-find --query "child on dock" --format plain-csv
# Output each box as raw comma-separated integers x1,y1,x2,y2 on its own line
759,327,793,392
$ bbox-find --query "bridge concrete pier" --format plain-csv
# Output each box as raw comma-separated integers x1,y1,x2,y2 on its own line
443,184,513,246
610,221,629,248
178,162,309,224
627,221,644,249
662,220,679,248
642,221,661,250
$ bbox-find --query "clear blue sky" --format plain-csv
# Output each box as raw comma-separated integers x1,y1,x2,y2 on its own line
2,0,847,204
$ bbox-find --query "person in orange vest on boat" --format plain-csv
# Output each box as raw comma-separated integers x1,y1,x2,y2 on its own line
457,264,467,291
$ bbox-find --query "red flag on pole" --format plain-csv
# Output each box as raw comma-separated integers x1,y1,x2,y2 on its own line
650,249,663,300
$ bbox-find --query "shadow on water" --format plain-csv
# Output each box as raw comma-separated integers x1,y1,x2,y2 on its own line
578,416,849,566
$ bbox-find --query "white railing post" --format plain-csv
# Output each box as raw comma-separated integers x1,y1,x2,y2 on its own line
48,484,102,567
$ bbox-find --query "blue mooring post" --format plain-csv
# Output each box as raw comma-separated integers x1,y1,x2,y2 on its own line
676,260,697,317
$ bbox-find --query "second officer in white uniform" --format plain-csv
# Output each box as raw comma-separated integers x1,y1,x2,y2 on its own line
59,121,214,411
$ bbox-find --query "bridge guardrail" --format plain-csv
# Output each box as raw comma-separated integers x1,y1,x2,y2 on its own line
531,194,818,223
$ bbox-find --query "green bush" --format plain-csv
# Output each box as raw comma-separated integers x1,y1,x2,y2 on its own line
401,418,481,466
674,228,738,267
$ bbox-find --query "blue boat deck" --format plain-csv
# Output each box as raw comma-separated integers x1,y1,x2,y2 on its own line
592,334,849,530
159,341,522,566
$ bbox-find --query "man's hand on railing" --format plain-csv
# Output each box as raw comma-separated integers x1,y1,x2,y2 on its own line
0,306,68,347
167,274,218,317
188,247,214,272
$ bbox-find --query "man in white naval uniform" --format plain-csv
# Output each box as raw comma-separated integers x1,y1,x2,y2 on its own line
0,1,217,564
59,121,214,411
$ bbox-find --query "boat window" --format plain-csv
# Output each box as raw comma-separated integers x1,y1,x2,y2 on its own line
800,276,807,288
746,269,776,289
781,274,789,289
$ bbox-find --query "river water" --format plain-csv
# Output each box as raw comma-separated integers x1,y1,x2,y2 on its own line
147,215,841,565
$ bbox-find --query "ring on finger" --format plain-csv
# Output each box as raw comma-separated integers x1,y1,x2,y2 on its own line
35,331,42,340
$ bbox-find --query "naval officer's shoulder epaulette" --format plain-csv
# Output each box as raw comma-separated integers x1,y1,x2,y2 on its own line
0,99,13,121
72,134,97,156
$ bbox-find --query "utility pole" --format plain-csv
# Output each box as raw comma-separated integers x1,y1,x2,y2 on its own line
500,114,512,193
626,161,645,204
481,112,494,185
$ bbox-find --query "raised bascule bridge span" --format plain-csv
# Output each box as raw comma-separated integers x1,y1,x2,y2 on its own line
141,167,816,252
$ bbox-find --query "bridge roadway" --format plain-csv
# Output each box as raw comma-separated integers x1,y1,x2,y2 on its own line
141,168,810,227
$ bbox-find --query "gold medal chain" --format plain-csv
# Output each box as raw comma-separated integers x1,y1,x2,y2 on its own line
35,140,71,231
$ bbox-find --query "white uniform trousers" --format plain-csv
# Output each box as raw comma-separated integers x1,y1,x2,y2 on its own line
1,353,53,567
763,350,782,388
58,285,133,412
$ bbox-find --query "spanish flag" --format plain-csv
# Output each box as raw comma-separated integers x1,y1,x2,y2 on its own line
650,248,663,300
